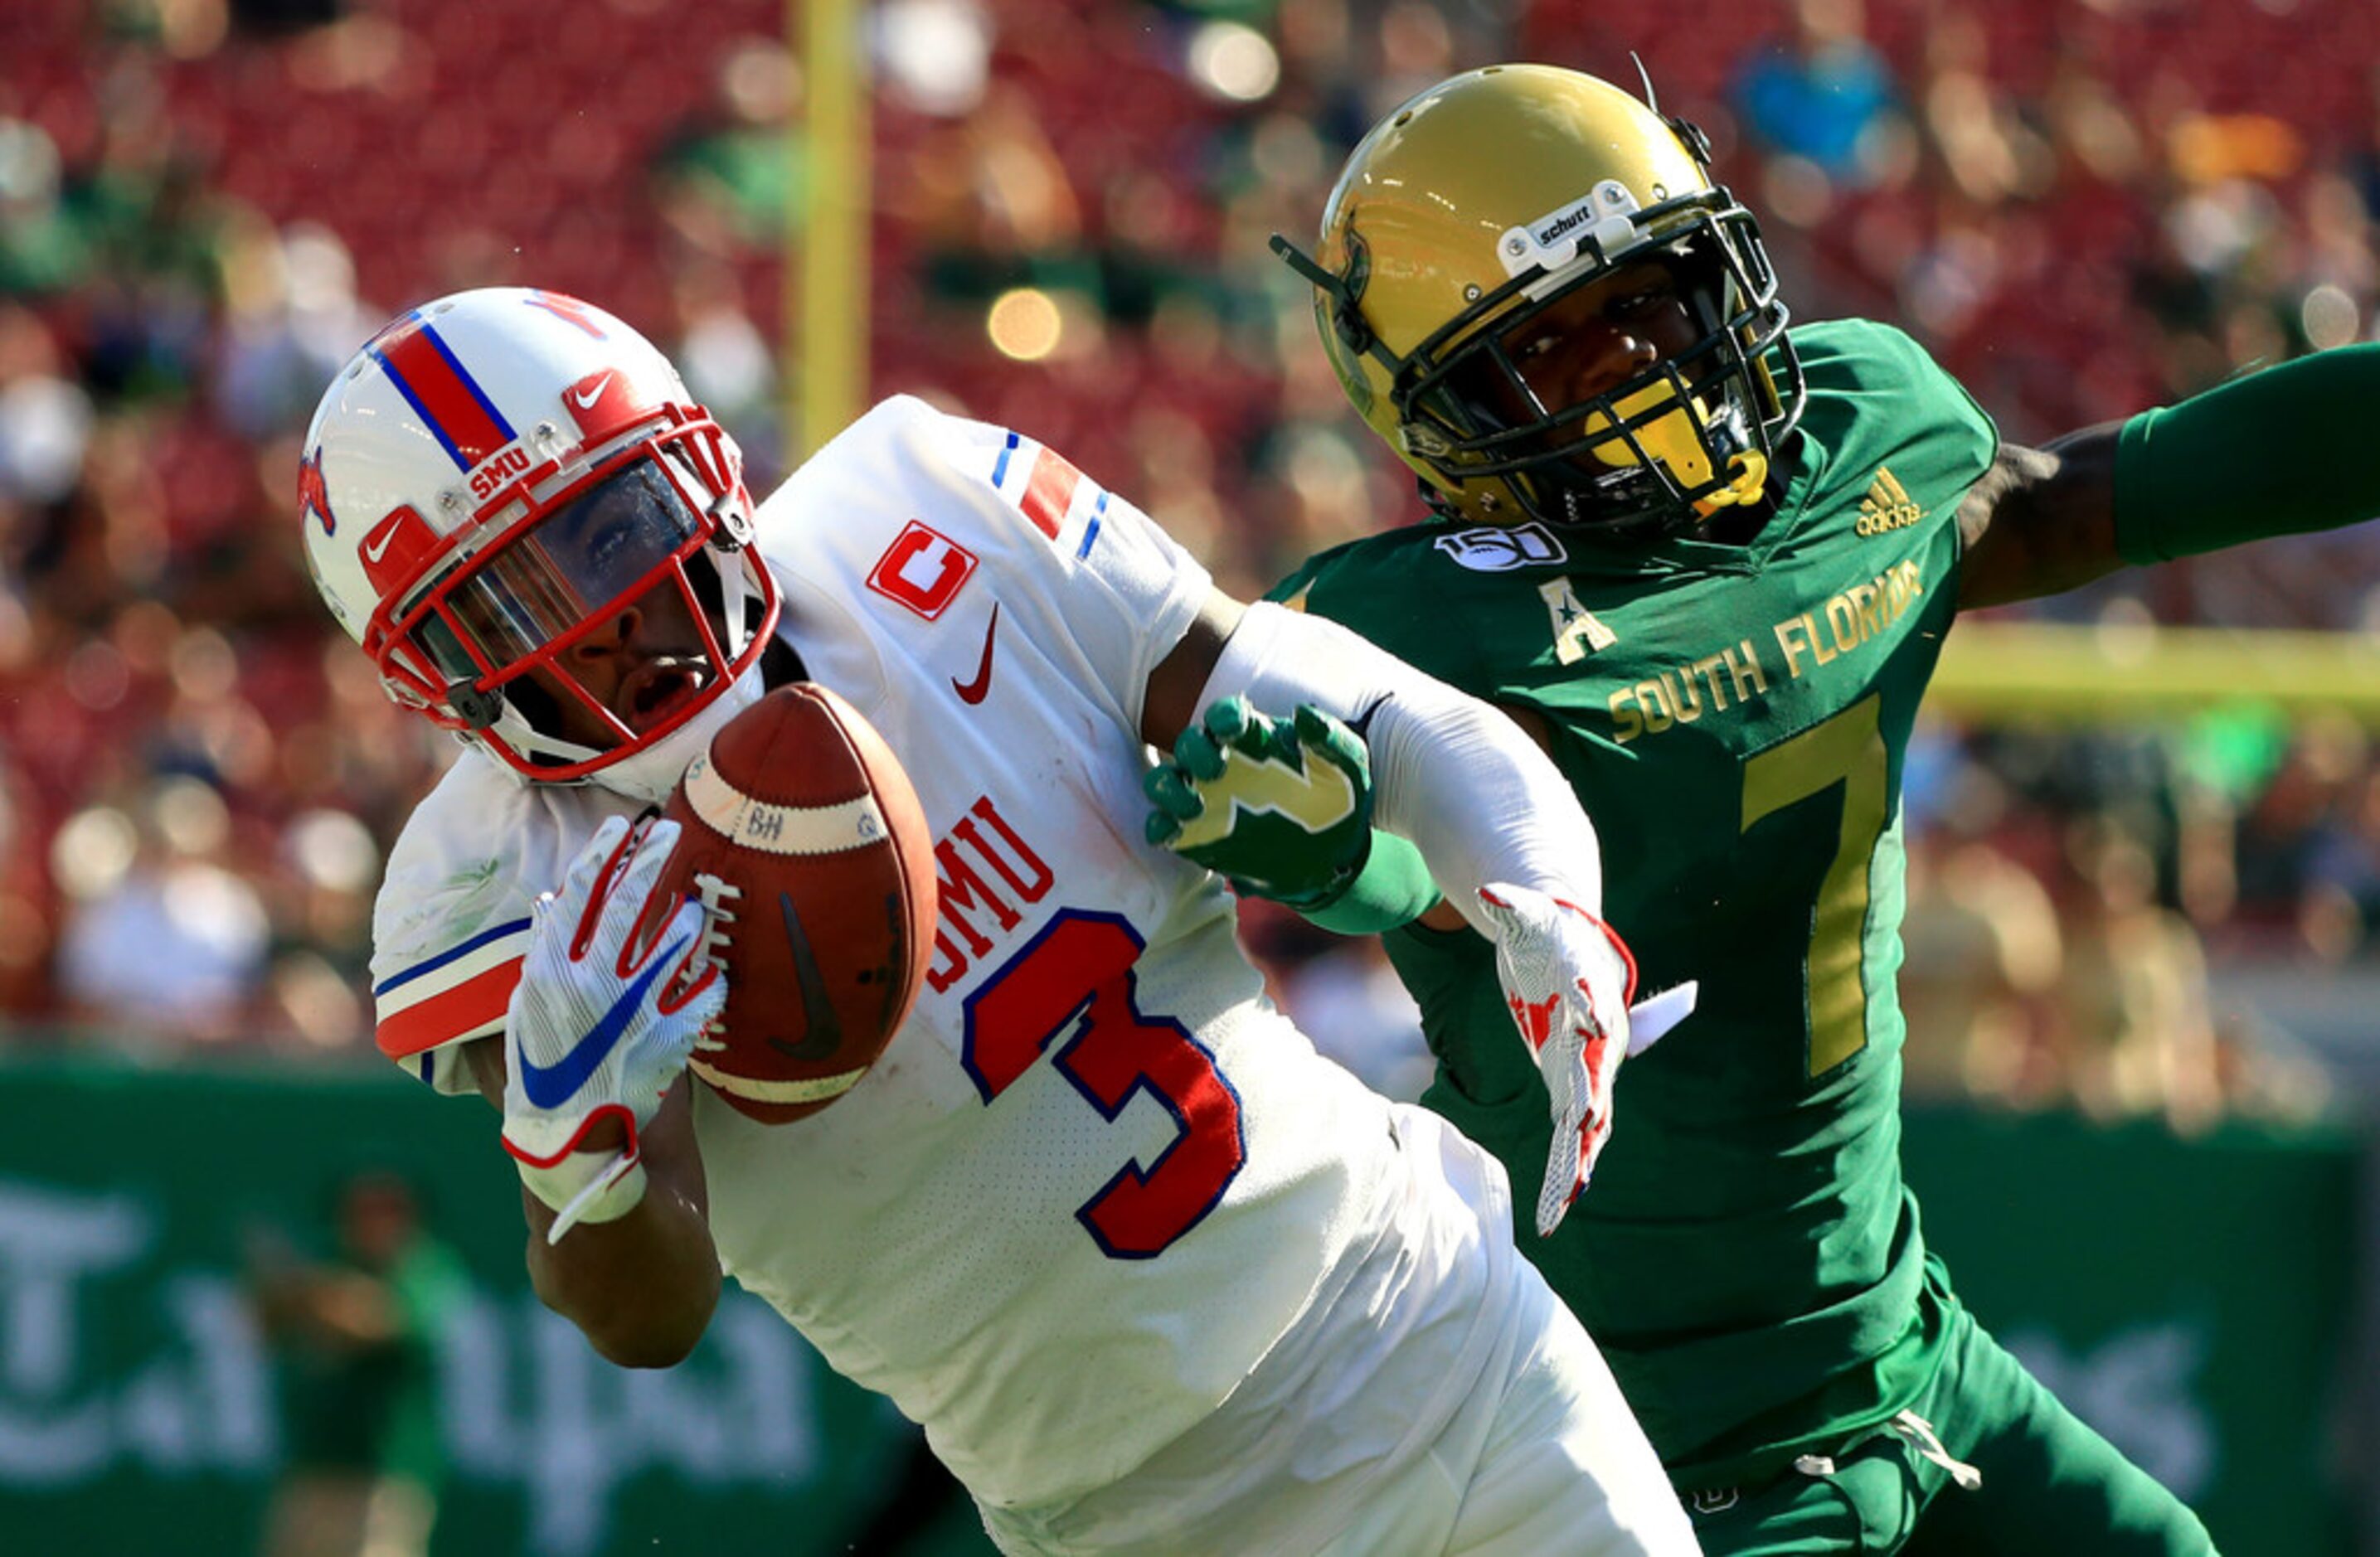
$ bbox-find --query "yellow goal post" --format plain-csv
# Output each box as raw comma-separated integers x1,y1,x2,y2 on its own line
1929,621,2380,725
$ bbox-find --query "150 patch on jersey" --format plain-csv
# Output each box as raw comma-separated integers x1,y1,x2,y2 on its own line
1435,521,1566,571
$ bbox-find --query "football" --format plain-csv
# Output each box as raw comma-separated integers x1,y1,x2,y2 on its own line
653,683,939,1124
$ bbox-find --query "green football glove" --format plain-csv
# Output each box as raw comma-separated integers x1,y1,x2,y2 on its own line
1143,696,1372,909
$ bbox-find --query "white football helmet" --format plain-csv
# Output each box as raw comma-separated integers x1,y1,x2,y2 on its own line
299,288,781,802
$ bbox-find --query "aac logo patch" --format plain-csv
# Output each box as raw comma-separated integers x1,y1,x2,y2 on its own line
1539,577,1616,663
868,521,979,620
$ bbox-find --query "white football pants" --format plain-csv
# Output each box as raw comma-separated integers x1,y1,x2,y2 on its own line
1312,1251,1699,1556
979,1103,1698,1556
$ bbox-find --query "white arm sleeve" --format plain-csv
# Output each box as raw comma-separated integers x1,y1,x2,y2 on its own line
1195,600,1603,936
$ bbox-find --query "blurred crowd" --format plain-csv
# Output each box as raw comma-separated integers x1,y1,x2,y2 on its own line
0,0,2373,1132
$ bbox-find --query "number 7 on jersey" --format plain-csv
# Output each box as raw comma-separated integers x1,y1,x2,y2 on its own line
1740,695,1891,1077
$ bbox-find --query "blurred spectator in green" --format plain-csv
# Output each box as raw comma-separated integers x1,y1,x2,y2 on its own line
0,117,85,298
246,1171,463,1557
649,35,804,261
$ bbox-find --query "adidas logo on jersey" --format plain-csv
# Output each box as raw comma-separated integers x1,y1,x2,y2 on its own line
1855,467,1926,536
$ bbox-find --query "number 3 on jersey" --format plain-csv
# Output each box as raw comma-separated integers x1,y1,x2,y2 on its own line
962,910,1247,1259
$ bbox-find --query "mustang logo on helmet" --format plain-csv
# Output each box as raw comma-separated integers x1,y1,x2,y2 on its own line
296,446,337,536
525,289,610,339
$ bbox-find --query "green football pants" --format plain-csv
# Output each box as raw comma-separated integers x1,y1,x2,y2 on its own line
1685,1293,2218,1555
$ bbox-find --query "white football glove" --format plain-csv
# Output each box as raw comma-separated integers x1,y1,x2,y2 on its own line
1475,881,1698,1238
502,813,724,1243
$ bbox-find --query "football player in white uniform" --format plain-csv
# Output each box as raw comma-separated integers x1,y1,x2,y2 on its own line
300,287,1699,1555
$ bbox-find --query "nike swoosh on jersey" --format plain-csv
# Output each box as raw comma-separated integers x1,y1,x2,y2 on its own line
515,937,685,1110
953,603,1001,705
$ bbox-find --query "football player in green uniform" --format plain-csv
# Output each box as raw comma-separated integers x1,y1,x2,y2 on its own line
1143,62,2378,1554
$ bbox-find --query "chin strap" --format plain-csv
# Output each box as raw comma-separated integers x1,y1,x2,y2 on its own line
711,542,755,662
591,667,767,804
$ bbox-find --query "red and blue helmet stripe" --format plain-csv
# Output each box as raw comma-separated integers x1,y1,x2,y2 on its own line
370,313,518,471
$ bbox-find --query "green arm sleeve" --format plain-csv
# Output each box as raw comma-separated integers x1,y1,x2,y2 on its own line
1302,831,1444,935
2115,342,2380,565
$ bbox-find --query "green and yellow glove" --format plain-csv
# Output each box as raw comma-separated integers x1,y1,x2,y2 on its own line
1143,696,1373,910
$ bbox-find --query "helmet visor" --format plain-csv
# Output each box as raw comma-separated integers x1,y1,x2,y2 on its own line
422,458,706,679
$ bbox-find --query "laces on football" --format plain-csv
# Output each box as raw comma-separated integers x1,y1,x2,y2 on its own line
687,871,742,1054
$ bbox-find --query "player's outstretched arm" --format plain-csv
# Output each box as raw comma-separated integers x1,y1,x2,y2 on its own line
478,813,727,1368
1958,342,2380,609
1142,696,1448,933
1143,591,1693,1231
1139,593,1603,930
522,1083,719,1369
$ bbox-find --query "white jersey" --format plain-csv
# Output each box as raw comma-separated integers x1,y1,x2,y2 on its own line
368,397,1446,1512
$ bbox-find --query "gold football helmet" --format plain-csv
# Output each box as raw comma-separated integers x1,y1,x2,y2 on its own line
1277,63,1804,534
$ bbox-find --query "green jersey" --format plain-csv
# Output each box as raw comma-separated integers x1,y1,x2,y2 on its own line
1274,319,1999,1487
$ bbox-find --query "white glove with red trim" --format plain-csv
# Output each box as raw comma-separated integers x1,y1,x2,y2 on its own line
1476,881,1697,1238
502,813,723,1244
